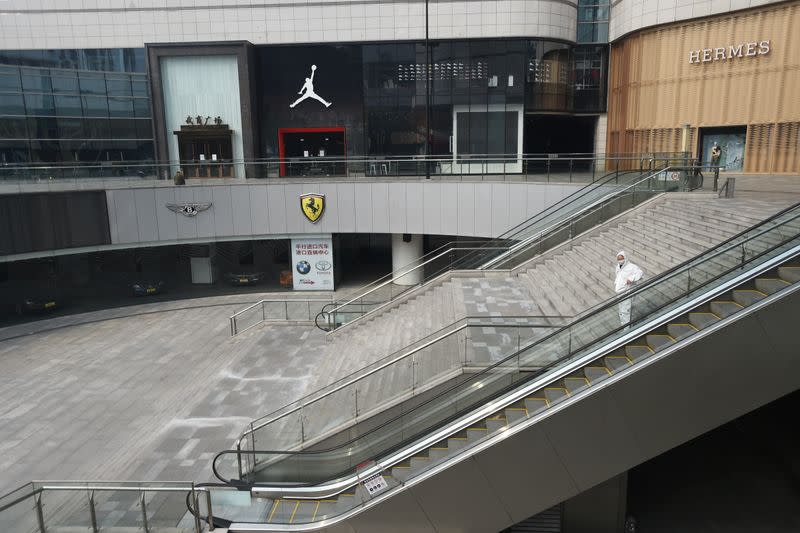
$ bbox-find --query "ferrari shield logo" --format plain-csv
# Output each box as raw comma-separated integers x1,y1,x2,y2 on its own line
300,193,325,223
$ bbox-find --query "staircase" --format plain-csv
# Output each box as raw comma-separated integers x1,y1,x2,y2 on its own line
313,194,795,384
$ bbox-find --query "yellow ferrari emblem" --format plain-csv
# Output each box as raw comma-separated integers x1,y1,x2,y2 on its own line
300,193,325,223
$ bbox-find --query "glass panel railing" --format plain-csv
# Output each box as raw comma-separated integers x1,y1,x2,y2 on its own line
229,298,333,335
218,203,800,498
213,317,564,484
324,162,683,330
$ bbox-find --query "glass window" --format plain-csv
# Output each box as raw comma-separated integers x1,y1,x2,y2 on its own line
133,98,150,118
79,74,106,95
56,118,84,139
51,75,80,93
0,73,22,91
0,118,28,138
29,139,61,162
82,96,108,117
24,93,56,115
55,95,83,116
106,77,132,96
0,94,26,115
109,118,138,139
108,97,134,117
27,117,58,139
21,74,52,92
131,80,148,97
0,139,29,163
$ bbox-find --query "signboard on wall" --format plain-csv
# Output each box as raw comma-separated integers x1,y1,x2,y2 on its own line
291,236,334,291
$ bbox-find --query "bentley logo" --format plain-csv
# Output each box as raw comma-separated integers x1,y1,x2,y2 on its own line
166,203,212,217
300,193,325,223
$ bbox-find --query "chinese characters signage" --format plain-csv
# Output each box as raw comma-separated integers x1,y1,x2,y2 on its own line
291,236,334,291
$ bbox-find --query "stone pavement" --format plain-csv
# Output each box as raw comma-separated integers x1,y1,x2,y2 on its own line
0,303,326,494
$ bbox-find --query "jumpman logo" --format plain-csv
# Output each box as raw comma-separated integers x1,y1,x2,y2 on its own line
289,64,332,108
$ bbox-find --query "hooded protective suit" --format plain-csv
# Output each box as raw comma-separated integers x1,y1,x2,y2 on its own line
614,251,643,326
614,251,643,293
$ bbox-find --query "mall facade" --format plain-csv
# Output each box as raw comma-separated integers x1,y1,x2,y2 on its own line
0,0,798,302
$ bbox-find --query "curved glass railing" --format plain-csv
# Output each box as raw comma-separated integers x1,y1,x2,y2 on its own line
321,160,687,331
214,201,800,500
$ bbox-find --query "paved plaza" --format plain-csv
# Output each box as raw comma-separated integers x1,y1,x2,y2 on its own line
0,300,327,494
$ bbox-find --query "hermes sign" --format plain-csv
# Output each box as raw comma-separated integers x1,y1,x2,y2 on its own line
689,40,770,64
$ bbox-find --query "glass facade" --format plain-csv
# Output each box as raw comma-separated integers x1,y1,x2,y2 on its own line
577,0,610,43
0,49,153,165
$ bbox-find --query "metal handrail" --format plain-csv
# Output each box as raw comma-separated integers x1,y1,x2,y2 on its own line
226,205,800,502
325,164,679,325
229,298,334,336
227,315,567,459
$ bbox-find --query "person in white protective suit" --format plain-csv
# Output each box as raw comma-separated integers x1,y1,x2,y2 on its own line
614,251,643,326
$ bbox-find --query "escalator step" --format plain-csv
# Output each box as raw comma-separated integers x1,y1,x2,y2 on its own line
756,277,792,294
778,266,800,283
524,397,549,415
732,289,767,306
710,300,744,318
688,312,721,330
625,344,655,361
667,323,698,341
645,334,676,352
564,376,590,394
584,365,612,382
544,387,569,403
604,355,632,372
505,407,529,423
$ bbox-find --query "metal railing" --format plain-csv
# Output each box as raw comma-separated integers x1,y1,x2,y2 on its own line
220,201,800,509
215,315,570,484
320,162,690,332
0,481,214,533
229,298,333,336
0,153,684,185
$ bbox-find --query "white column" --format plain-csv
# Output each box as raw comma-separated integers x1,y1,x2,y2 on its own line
594,114,608,172
391,234,423,286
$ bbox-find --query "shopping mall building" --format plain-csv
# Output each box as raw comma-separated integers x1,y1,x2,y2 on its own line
0,0,798,298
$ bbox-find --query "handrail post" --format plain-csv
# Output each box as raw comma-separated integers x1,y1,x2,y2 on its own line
191,486,202,533
140,492,150,533
88,490,98,533
569,158,573,182
262,301,266,322
284,300,288,320
205,489,215,531
236,442,244,481
35,493,46,533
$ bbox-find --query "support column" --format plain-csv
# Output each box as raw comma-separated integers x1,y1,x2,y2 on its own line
594,113,608,172
391,234,423,286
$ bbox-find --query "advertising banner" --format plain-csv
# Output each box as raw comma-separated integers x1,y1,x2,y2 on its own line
291,236,334,291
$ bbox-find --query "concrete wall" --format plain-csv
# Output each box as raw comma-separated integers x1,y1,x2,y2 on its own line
609,0,785,41
0,0,576,48
104,181,588,247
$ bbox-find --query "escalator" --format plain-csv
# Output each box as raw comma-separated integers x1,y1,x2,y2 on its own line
198,202,800,531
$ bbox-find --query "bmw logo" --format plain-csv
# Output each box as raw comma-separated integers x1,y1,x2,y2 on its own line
296,260,311,275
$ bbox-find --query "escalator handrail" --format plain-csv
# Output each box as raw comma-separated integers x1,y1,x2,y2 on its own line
217,203,800,491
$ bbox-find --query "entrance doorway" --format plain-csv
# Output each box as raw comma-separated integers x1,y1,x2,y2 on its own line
699,126,746,172
278,127,346,177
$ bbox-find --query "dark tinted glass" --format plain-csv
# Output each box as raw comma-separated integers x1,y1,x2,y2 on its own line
0,94,26,115
84,118,111,138
27,117,58,139
24,93,56,115
51,75,80,93
82,96,108,117
29,139,61,162
108,97,134,117
55,95,83,116
56,118,84,139
109,118,138,139
0,139,29,163
0,118,28,138
135,119,153,139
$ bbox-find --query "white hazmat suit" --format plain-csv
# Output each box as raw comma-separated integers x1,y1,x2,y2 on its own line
614,251,643,326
